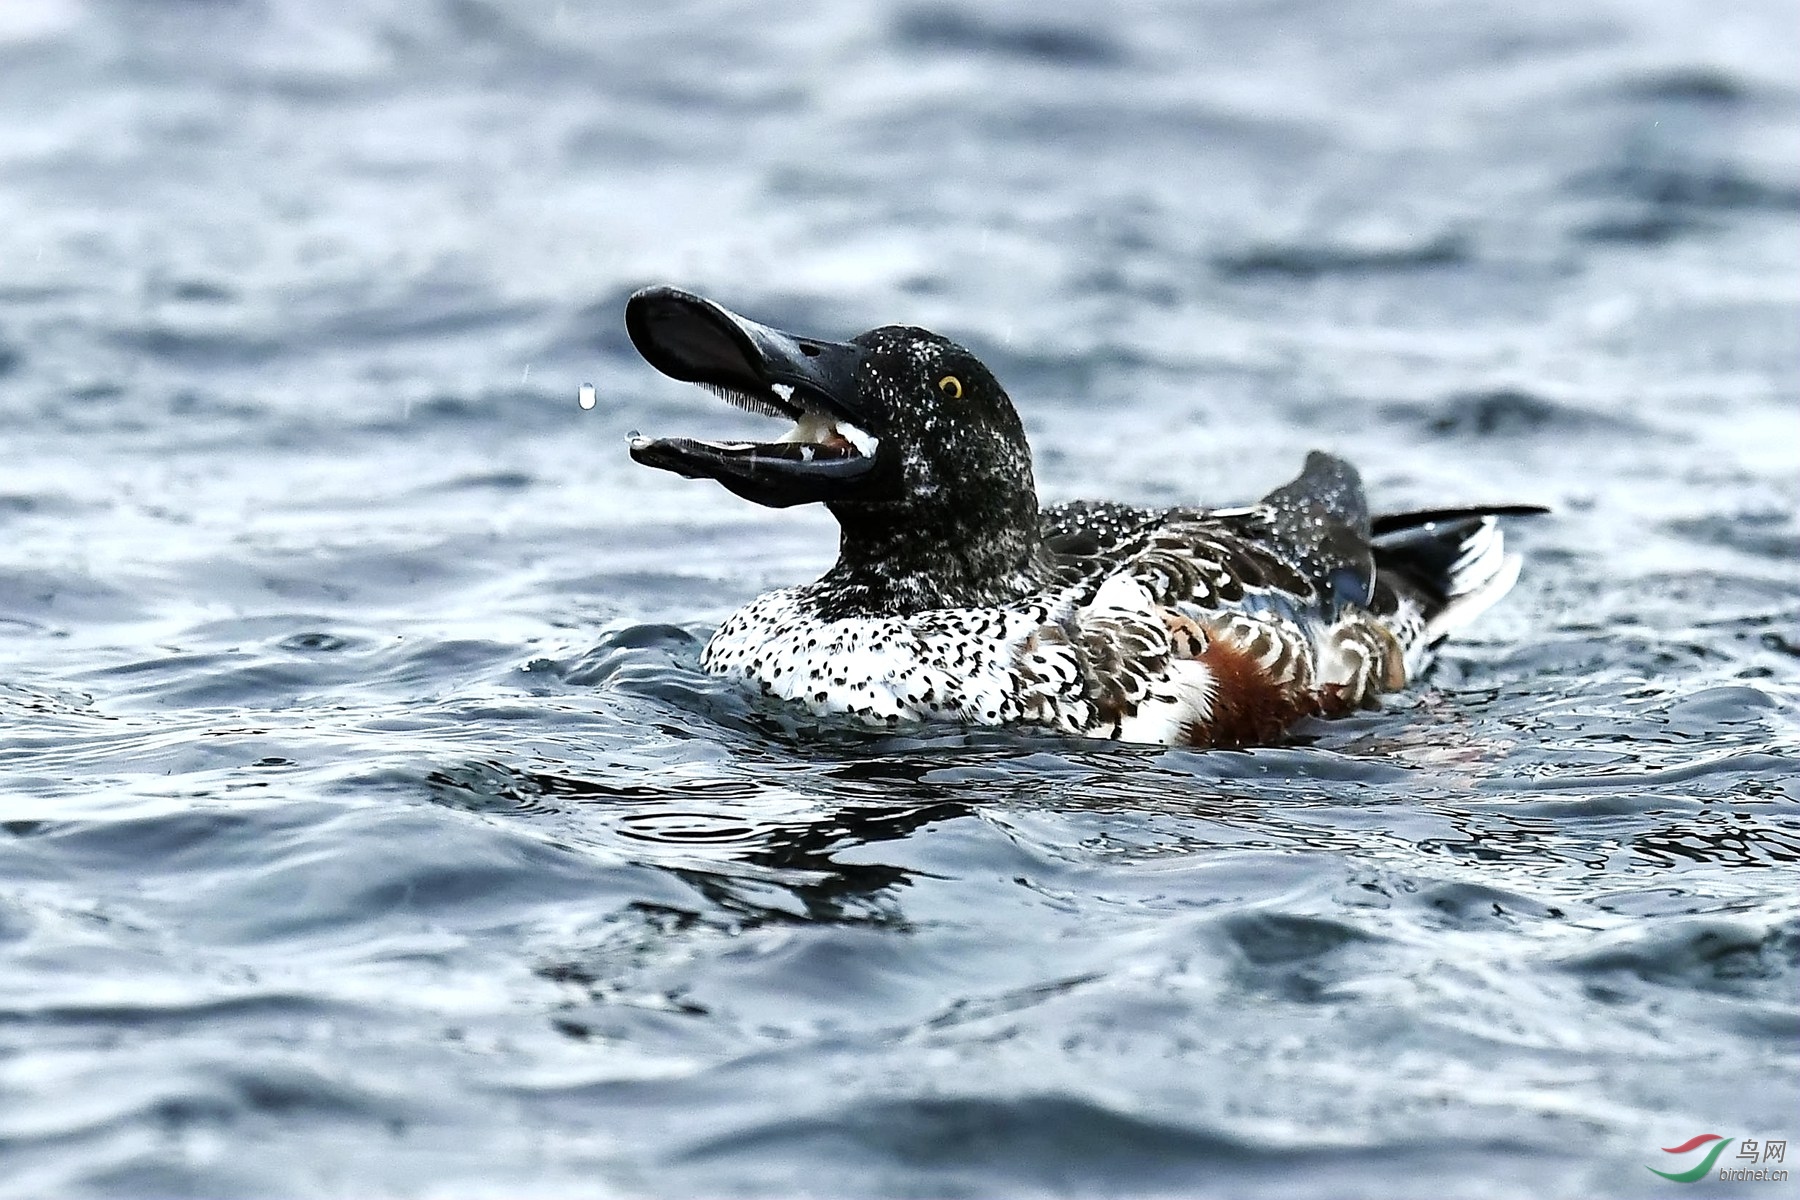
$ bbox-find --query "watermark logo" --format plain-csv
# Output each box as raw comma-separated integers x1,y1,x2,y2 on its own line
1651,1135,1734,1183
1650,1134,1788,1184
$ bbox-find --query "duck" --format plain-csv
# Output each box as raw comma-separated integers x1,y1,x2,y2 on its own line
623,285,1543,748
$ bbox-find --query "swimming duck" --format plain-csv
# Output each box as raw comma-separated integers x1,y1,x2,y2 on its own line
624,286,1542,747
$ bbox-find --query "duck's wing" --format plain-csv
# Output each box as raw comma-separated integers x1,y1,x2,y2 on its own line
1036,453,1531,745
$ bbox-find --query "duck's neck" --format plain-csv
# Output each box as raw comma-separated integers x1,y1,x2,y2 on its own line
810,492,1055,618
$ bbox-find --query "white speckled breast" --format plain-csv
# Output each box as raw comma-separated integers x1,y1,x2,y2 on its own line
700,585,1084,729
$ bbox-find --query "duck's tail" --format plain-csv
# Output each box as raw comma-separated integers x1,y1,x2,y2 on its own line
1371,505,1546,674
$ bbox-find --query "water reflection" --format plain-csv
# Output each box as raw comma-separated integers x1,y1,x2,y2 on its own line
428,757,973,924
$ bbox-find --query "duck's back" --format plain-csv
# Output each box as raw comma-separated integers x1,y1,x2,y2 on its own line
1026,452,1522,745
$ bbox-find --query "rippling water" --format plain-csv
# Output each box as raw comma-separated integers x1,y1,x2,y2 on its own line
2,1,1797,1196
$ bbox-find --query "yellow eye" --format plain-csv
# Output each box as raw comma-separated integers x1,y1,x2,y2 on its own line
938,375,963,399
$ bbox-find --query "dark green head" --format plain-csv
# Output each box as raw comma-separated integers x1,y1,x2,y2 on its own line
626,287,1050,613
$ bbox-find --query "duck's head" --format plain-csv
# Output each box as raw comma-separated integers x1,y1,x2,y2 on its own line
626,286,1045,608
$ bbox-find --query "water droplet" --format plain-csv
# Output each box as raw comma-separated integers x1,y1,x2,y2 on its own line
578,382,596,410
